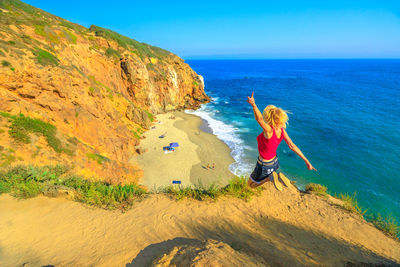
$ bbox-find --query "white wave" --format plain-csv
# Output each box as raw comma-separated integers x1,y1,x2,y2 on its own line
238,127,251,133
185,105,252,176
211,97,220,103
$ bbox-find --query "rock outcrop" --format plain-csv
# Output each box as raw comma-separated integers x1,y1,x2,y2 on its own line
152,239,269,266
0,0,209,183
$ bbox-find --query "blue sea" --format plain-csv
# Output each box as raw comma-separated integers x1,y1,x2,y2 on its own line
186,59,400,222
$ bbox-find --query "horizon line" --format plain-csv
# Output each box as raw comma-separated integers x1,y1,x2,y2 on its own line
183,57,400,60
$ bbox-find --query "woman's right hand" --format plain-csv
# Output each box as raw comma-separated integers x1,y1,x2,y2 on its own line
247,92,255,106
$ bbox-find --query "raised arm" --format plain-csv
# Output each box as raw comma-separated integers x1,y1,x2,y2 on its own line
283,129,317,171
247,92,271,133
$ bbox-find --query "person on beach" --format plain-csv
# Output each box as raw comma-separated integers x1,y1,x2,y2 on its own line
246,92,317,190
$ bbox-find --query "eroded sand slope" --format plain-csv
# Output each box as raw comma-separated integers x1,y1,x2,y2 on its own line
1,183,399,266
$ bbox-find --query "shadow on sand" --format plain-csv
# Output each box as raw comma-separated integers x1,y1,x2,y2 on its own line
127,216,398,267
127,237,202,267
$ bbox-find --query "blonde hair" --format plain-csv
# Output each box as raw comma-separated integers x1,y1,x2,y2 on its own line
262,105,289,129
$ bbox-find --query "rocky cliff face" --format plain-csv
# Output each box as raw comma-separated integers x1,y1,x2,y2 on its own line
0,0,209,184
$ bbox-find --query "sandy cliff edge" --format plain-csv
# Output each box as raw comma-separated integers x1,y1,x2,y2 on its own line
0,182,399,267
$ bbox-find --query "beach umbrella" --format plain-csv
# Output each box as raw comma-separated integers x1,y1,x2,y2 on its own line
169,142,179,147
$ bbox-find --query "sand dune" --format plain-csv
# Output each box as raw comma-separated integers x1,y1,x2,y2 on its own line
1,183,399,266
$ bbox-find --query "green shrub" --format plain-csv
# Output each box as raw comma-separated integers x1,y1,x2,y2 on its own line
13,180,42,198
223,176,263,200
0,165,147,209
0,0,38,15
59,20,75,29
0,165,69,197
192,80,199,87
145,110,154,122
163,176,262,202
335,192,365,215
20,34,33,45
105,47,120,58
305,183,328,196
162,183,221,201
131,130,140,139
63,29,77,44
1,60,10,67
90,25,138,49
370,214,400,239
5,113,72,154
33,48,59,66
89,25,169,59
146,63,155,71
34,24,59,44
34,24,46,36
0,111,13,118
63,175,147,209
0,150,16,167
87,75,113,92
86,153,110,164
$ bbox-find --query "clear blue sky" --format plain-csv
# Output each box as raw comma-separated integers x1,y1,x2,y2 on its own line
25,0,400,59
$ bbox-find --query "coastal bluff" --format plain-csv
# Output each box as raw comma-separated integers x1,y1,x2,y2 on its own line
0,0,209,183
1,183,399,266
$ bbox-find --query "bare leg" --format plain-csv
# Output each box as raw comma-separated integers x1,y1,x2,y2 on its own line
247,178,258,188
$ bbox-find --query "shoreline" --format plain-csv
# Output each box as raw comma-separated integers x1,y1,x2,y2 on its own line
198,117,214,134
132,111,235,189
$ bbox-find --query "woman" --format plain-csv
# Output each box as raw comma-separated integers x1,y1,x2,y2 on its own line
247,92,316,190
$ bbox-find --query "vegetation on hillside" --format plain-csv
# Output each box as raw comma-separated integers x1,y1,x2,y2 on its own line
33,48,59,66
0,163,398,239
370,213,400,239
162,176,263,201
0,165,262,210
0,0,173,70
86,153,110,165
0,112,73,155
89,25,170,59
306,182,400,240
0,165,146,210
306,183,328,196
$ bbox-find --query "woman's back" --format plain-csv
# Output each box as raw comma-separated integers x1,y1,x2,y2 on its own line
257,127,284,161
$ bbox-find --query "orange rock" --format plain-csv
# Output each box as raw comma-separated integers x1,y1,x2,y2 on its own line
0,1,209,184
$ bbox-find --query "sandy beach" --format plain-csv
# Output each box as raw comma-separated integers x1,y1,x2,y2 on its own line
132,111,235,190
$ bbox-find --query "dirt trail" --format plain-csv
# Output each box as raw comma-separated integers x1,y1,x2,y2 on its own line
1,183,399,266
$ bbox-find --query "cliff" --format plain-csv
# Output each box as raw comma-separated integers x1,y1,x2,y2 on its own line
0,0,209,183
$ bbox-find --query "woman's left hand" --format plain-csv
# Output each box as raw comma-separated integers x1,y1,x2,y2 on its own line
306,161,317,171
247,92,255,106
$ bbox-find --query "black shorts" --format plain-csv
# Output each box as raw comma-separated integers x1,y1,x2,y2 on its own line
250,157,280,184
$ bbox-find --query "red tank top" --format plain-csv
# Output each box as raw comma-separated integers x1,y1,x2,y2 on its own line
257,127,284,160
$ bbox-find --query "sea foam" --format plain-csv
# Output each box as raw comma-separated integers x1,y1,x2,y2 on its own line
186,105,253,176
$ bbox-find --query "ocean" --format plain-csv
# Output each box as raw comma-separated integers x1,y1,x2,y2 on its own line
186,59,400,222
